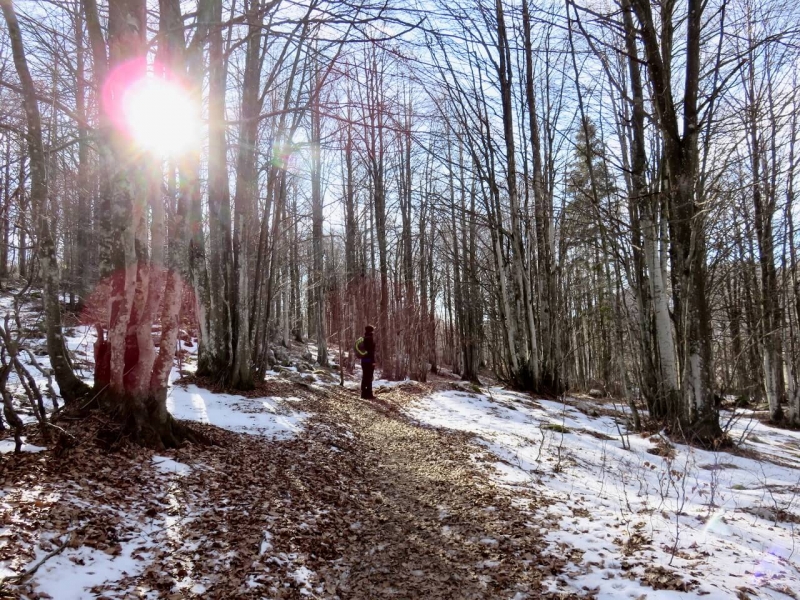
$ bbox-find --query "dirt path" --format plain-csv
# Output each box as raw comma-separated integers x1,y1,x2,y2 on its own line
3,380,556,599
301,384,548,599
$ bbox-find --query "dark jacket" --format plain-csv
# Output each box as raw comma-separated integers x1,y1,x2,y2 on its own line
361,332,376,363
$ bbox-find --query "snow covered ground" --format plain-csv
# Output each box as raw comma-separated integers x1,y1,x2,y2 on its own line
2,318,98,426
0,438,45,454
5,286,797,599
27,523,161,600
167,340,309,439
2,313,309,441
6,376,311,600
0,293,311,598
167,383,307,440
343,376,414,391
407,386,800,599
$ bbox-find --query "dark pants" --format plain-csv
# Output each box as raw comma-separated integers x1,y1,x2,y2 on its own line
361,362,374,399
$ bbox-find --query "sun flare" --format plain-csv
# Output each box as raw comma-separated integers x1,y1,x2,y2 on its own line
121,77,200,156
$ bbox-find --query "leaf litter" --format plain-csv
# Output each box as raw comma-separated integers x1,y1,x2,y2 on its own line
2,377,565,599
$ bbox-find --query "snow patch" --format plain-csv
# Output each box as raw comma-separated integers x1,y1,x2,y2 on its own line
0,438,45,454
259,531,273,555
167,383,307,439
28,532,154,600
407,387,800,599
151,455,191,476
374,378,413,389
292,565,315,593
267,552,319,596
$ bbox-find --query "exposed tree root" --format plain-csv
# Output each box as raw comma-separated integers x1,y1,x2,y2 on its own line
70,387,211,451
96,408,210,451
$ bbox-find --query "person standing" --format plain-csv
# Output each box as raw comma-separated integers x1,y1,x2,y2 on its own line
358,325,376,400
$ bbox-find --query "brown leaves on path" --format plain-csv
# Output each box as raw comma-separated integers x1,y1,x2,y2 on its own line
303,385,549,598
2,380,559,599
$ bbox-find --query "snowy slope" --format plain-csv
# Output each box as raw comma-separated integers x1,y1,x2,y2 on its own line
0,290,97,424
407,387,800,599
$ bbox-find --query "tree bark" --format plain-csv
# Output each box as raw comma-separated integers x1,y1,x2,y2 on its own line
311,69,328,367
631,0,721,441
229,0,267,389
204,0,233,380
496,0,539,388
1,0,91,403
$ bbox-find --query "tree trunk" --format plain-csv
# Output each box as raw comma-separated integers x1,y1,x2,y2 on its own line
311,70,328,367
1,136,10,279
203,0,233,380
496,0,539,388
1,0,91,403
229,1,264,390
631,0,721,441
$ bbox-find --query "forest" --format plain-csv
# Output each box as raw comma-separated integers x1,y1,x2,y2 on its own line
0,0,797,442
1,0,800,597
0,0,800,600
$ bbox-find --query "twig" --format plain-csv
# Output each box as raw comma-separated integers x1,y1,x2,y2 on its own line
23,348,58,409
0,533,73,588
45,420,78,444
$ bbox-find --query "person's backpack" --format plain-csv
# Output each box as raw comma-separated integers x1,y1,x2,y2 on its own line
354,336,368,358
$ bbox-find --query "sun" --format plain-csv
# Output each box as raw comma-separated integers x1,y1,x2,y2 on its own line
121,77,200,157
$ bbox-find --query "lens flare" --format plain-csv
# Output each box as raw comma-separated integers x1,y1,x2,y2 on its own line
270,141,300,173
120,76,200,156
